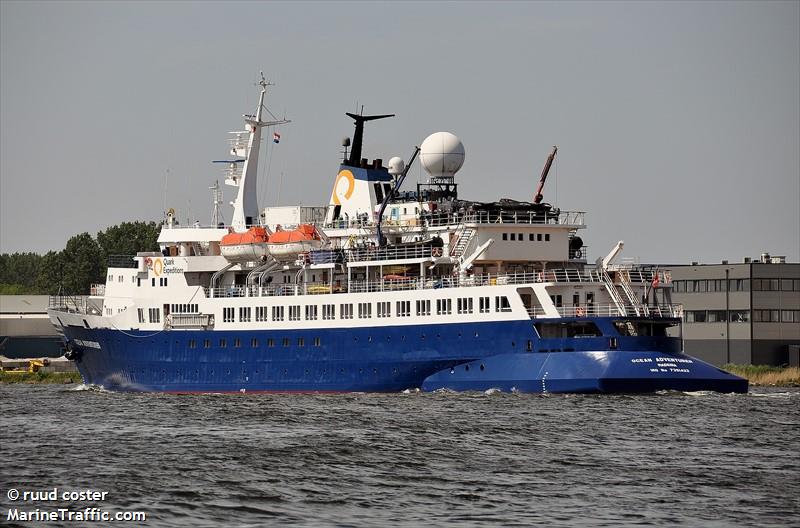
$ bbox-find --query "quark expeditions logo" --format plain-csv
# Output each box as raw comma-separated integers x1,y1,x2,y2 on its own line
144,257,184,276
331,169,355,205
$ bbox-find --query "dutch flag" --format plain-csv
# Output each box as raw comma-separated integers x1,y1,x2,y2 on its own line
273,132,281,144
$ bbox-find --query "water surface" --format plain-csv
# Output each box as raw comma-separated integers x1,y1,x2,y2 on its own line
2,385,798,527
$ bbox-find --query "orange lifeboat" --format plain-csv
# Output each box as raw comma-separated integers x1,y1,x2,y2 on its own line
266,224,324,261
219,227,270,262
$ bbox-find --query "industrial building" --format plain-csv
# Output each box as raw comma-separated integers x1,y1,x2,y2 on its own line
669,255,800,366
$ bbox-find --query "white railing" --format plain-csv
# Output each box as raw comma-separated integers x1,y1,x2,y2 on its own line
347,245,436,262
202,268,663,300
528,304,682,319
48,295,102,315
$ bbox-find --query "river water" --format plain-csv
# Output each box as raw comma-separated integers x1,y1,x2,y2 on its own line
1,385,798,527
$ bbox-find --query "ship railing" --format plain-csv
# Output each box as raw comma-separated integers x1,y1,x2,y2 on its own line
166,313,214,329
527,304,683,319
48,295,98,315
346,245,435,262
90,284,106,296
425,210,586,227
202,268,664,299
107,255,138,269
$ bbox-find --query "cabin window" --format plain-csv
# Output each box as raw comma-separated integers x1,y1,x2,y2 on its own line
537,234,542,241
234,338,241,348
297,337,305,347
323,304,335,320
502,233,508,241
137,308,145,323
203,339,211,349
358,302,372,319
340,303,353,319
495,296,511,312
529,234,535,241
272,306,284,321
518,233,523,241
267,338,275,347
314,337,321,347
457,298,473,314
223,307,234,323
251,338,258,348
219,338,227,348
288,305,300,321
436,298,452,315
510,233,516,241
188,339,196,349
305,305,318,320
397,300,411,317
479,296,490,313
377,301,391,318
108,274,113,282
239,307,251,322
148,307,160,323
545,234,550,241
282,337,290,347
415,300,430,316
151,278,156,287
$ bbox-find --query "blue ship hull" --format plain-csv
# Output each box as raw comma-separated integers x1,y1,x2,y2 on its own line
60,320,536,393
60,316,747,394
420,350,748,393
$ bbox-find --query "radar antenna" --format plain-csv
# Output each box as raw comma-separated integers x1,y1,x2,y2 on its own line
344,111,394,167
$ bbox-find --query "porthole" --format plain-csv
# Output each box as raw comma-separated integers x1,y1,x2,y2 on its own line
480,364,485,371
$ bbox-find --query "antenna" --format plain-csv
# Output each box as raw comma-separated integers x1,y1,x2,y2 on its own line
344,111,394,167
210,180,224,226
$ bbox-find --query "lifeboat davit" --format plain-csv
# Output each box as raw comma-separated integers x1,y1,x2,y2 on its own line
219,227,270,262
267,224,324,261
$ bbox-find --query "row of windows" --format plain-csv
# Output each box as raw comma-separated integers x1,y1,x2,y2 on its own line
501,232,550,242
684,310,750,323
187,336,323,349
221,296,512,323
753,309,800,323
170,304,198,314
684,309,800,323
674,278,800,293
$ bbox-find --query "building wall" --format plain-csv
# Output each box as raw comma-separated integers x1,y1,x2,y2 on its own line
670,262,800,366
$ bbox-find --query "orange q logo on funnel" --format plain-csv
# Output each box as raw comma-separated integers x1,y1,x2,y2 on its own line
331,170,355,205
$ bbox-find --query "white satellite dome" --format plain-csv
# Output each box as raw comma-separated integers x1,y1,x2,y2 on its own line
387,156,405,176
420,132,465,179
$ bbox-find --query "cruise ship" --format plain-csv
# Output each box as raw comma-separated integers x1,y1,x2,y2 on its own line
48,76,747,393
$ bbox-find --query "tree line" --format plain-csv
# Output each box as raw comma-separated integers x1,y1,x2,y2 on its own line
0,221,161,295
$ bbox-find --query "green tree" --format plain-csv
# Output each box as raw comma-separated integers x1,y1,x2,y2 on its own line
0,252,42,293
61,233,103,295
35,250,65,294
96,221,160,260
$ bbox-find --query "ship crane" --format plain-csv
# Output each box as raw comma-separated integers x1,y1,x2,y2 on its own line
533,145,558,204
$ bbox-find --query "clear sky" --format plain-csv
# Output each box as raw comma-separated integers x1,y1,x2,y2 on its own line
1,1,798,264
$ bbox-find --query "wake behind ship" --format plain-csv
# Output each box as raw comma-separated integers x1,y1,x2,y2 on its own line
48,76,747,394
